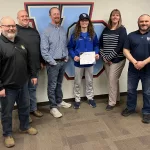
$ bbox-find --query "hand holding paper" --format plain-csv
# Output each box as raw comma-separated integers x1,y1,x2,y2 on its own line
80,51,96,65
95,54,99,60
74,56,80,62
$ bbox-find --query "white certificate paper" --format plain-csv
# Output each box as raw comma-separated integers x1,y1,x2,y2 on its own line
80,51,96,65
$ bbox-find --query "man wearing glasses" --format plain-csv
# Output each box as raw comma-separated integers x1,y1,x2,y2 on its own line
0,16,38,148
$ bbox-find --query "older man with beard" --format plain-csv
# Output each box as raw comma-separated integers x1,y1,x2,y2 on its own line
41,7,71,118
122,14,150,123
16,10,44,120
0,17,38,148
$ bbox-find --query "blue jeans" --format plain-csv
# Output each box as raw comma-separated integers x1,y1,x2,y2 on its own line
127,71,150,114
46,61,66,108
28,78,38,112
0,83,30,136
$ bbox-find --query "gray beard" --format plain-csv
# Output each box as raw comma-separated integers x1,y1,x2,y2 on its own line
139,26,150,32
2,31,17,41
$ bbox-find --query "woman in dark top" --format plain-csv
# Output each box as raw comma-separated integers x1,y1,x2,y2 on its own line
99,9,127,111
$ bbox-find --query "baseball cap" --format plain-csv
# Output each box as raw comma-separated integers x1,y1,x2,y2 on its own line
79,13,90,21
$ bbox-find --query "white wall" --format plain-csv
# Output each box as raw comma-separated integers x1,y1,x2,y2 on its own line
0,0,150,102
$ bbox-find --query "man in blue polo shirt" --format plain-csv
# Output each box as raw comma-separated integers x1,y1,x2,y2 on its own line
122,14,150,123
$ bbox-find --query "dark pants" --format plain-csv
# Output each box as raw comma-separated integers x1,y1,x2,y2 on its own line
28,77,38,112
1,82,30,136
46,61,66,109
127,71,150,114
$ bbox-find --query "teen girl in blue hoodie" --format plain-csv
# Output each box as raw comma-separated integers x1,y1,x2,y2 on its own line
68,13,99,109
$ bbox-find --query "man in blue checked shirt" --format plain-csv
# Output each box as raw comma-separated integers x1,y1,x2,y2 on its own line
40,7,71,118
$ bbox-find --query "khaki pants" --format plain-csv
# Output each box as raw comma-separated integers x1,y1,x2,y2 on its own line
104,59,126,106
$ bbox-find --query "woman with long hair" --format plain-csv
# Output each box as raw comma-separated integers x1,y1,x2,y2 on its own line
99,9,127,111
68,13,99,109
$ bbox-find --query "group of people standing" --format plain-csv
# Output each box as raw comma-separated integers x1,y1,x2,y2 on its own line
0,6,150,148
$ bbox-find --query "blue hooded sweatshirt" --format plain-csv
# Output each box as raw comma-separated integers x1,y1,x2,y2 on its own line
68,32,99,67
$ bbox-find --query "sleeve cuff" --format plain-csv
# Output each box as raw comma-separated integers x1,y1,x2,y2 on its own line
0,86,4,91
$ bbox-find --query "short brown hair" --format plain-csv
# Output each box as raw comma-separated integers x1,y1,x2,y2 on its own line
108,9,122,29
49,7,59,15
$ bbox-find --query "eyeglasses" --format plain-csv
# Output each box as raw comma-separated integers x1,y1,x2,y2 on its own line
1,25,16,28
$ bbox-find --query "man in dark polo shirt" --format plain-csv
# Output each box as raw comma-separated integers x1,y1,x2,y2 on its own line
16,10,44,120
0,17,38,148
122,14,150,123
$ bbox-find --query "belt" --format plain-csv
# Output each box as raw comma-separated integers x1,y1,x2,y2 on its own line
54,58,65,61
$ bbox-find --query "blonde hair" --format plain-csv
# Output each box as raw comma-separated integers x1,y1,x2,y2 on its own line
108,9,122,29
